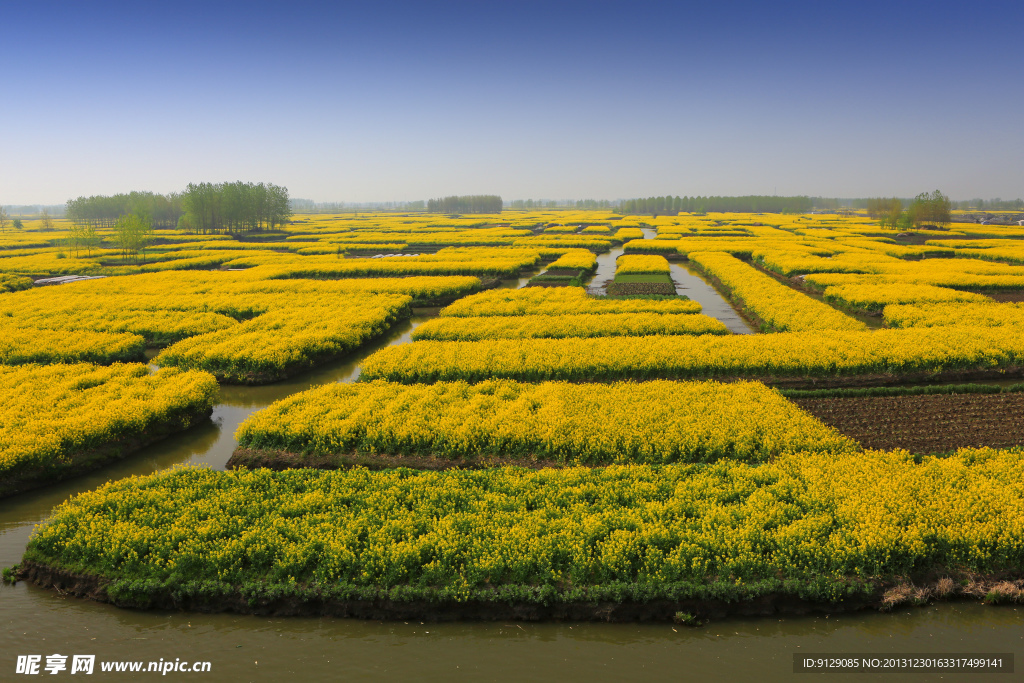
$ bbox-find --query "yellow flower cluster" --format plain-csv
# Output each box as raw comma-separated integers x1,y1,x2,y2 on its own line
359,326,1024,383
411,312,728,341
407,247,543,261
155,294,411,383
225,254,536,279
10,308,237,346
0,320,145,365
753,249,869,277
237,379,855,463
0,363,217,488
0,273,33,293
25,447,1024,592
688,251,866,332
622,239,680,254
512,236,612,250
226,273,480,301
0,272,478,367
936,244,1024,266
615,254,671,275
547,249,597,271
884,301,1024,328
312,228,532,246
612,227,645,241
0,231,65,249
804,258,1024,291
294,242,406,254
438,287,702,317
823,284,989,313
0,252,104,277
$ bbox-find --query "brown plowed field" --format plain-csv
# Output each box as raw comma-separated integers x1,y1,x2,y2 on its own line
792,393,1024,453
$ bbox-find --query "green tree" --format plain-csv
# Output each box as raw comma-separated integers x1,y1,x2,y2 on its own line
910,190,952,229
40,208,54,231
67,223,99,258
114,213,153,264
871,198,905,230
68,224,83,257
427,195,503,213
0,206,7,232
12,218,23,230
896,211,914,232
867,197,903,223
177,212,198,233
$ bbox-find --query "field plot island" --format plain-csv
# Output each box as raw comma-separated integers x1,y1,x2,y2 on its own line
6,207,1024,623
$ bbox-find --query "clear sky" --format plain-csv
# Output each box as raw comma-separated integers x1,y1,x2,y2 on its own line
2,0,1022,204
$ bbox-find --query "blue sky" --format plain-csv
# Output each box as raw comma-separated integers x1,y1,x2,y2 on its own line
1,0,1021,203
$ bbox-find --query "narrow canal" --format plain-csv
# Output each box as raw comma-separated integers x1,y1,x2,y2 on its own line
587,227,754,334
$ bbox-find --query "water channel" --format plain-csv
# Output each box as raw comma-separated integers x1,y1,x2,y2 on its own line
1,256,1017,681
587,229,754,334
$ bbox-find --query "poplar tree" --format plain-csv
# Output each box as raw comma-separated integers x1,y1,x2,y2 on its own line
909,190,952,228
114,213,153,263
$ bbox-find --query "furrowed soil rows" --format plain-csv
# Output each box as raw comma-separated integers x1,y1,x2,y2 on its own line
792,392,1024,453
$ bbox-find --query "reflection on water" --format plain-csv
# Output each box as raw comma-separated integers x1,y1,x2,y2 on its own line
2,577,1021,683
586,230,753,335
585,246,623,295
669,264,754,335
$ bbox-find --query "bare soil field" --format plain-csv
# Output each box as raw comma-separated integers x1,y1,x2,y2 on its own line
792,393,1024,453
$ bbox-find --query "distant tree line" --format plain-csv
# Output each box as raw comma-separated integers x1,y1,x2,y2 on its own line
574,199,613,210
67,192,184,229
290,199,426,213
427,195,503,213
953,197,1024,211
617,195,814,216
866,191,952,230
810,197,841,211
179,182,291,234
65,182,291,235
0,204,66,218
508,199,560,209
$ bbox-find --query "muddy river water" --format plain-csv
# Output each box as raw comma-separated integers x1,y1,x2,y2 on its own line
1,251,1020,680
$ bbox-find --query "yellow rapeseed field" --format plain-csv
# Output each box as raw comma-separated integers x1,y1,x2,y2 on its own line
688,251,867,332
155,295,411,383
359,326,1024,383
438,287,702,317
412,312,728,340
236,378,853,463
547,249,597,271
615,254,671,274
0,363,217,488
884,301,1024,328
24,447,1024,599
